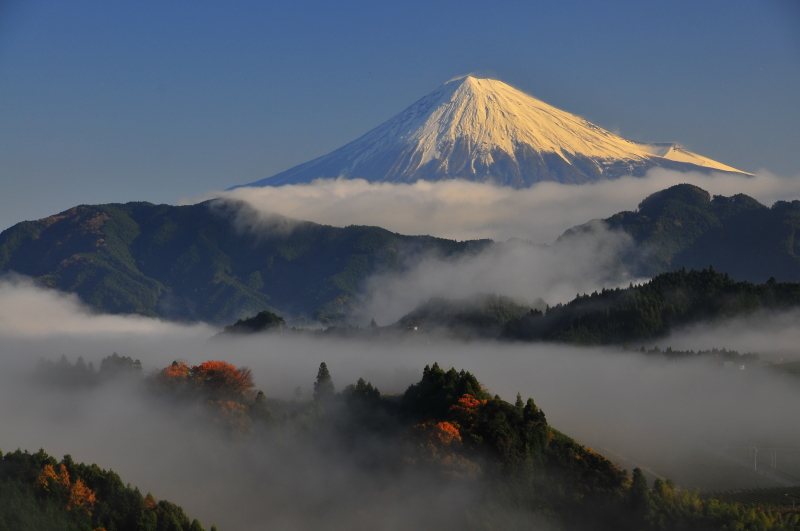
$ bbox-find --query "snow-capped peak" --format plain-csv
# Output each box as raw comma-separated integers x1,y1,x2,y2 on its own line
233,76,747,189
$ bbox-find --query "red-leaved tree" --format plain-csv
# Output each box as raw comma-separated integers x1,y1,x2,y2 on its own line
190,360,254,399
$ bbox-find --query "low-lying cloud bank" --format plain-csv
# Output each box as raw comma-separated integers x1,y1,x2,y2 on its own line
0,275,212,338
197,169,800,243
665,309,800,360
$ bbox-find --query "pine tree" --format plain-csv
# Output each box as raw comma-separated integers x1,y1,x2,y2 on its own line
313,362,335,401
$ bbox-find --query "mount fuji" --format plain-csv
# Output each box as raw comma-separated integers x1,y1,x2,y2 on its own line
233,76,747,189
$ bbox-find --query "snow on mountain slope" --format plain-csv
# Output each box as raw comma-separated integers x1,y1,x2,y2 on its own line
234,76,748,189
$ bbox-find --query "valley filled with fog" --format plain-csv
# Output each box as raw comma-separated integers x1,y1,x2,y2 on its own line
1,276,799,529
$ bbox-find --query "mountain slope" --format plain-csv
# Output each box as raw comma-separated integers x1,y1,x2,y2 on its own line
235,76,747,189
559,184,800,281
0,201,489,323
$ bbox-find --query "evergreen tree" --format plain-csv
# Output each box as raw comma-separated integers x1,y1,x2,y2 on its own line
313,362,335,401
629,467,649,509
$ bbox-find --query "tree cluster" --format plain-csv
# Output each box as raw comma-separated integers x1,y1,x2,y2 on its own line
33,353,142,388
0,448,212,531
152,360,254,402
504,267,800,344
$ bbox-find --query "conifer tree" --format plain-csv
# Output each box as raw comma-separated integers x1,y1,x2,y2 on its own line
313,362,335,401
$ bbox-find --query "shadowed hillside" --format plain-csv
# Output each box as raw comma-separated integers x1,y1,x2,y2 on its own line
0,201,489,323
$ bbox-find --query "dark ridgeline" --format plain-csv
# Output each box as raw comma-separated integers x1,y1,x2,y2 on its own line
3,183,800,326
564,183,800,281
504,267,800,344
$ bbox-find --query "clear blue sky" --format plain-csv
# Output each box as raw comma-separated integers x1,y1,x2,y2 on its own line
1,0,798,230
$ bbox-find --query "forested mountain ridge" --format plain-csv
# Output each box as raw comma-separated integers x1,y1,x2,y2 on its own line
0,201,488,323
388,268,800,345
505,267,800,344
561,183,800,281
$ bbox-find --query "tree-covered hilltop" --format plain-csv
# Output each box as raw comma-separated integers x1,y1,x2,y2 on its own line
0,200,489,323
306,268,799,344
0,448,213,531
30,355,800,530
220,310,285,334
561,183,800,282
397,294,533,338
504,267,800,344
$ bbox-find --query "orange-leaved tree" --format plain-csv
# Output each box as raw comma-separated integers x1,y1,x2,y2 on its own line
448,393,486,428
153,360,191,393
35,463,96,513
67,477,97,511
190,360,254,399
413,420,463,449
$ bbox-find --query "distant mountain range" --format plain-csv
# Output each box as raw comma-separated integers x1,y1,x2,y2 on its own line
2,184,799,323
232,76,748,189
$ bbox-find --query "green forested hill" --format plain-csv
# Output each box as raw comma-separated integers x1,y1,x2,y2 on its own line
0,201,488,323
0,448,211,531
561,183,800,282
505,267,800,344
391,269,800,345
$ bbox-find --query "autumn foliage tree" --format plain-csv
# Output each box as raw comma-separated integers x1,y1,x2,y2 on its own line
153,359,254,401
35,462,97,513
190,360,254,400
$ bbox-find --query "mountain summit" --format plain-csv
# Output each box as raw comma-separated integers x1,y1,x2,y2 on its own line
235,76,747,188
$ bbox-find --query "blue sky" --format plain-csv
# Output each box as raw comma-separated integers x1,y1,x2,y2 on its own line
1,0,798,230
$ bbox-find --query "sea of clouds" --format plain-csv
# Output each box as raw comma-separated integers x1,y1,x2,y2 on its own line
202,169,800,243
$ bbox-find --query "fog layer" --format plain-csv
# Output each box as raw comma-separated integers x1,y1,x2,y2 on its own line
200,170,800,243
362,221,638,324
1,279,799,529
